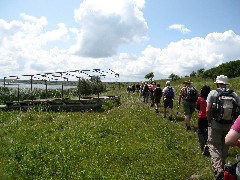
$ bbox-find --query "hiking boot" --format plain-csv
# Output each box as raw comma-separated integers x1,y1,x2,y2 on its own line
202,145,210,156
215,171,224,180
168,116,173,121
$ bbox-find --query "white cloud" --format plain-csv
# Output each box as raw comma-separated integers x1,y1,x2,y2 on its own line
169,24,191,34
112,30,240,81
70,0,148,57
0,14,71,77
0,1,240,82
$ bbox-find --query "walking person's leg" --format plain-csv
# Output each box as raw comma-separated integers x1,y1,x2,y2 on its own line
169,99,173,120
198,118,206,151
185,115,191,130
155,102,159,113
208,128,225,180
183,101,191,130
163,99,168,118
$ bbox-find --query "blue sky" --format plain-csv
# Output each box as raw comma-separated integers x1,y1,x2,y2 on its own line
0,0,240,82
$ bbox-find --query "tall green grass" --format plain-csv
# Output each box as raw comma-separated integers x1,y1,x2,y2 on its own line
0,77,239,179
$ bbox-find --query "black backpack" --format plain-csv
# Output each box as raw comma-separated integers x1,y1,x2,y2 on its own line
165,87,174,99
211,89,238,124
154,87,162,97
185,86,197,102
143,84,149,93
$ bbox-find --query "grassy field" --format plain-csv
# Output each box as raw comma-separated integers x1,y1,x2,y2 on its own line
0,77,239,179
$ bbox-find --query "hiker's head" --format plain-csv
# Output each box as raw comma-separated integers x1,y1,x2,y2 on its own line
166,81,170,86
214,75,228,88
200,85,211,99
183,80,192,86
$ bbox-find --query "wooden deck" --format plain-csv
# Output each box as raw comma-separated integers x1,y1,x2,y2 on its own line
0,95,120,111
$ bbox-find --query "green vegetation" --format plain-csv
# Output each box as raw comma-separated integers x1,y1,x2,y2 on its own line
168,60,240,81
203,60,240,79
144,72,154,82
0,77,239,179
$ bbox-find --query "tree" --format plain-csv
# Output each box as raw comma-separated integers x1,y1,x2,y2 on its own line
168,73,180,81
197,68,205,77
190,71,197,77
203,60,240,79
169,73,175,81
144,72,154,82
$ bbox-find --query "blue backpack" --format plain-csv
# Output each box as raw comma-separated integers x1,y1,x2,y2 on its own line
165,87,174,99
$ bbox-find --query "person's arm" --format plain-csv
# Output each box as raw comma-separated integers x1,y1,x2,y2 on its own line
225,129,240,147
196,97,200,110
206,102,212,125
162,88,165,101
178,88,183,104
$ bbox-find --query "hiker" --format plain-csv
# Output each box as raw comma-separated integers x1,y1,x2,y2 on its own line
127,85,132,93
140,82,144,94
132,84,136,93
179,80,198,130
196,85,211,155
162,81,174,120
149,81,157,107
142,82,149,103
206,75,240,180
136,83,141,93
153,84,162,113
225,115,240,179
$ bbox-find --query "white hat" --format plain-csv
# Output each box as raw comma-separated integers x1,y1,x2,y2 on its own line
166,81,170,85
214,75,229,84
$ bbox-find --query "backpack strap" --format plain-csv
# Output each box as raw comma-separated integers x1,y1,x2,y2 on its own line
216,88,234,94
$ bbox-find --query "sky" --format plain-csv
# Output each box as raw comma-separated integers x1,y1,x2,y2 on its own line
0,0,240,82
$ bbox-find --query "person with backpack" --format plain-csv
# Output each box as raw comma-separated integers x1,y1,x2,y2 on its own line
179,80,198,130
206,75,240,180
162,81,174,120
136,83,141,93
149,81,157,107
196,85,211,155
142,82,149,103
153,83,162,113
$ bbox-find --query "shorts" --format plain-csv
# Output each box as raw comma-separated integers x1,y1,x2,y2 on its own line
183,100,196,115
154,96,161,103
164,98,173,108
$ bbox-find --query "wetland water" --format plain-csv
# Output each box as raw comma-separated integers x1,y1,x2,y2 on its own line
0,82,77,89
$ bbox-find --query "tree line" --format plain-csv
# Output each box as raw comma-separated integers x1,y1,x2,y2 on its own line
144,60,240,82
168,60,240,81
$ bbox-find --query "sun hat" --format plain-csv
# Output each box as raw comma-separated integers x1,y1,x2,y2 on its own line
166,81,170,85
183,80,192,84
214,75,229,84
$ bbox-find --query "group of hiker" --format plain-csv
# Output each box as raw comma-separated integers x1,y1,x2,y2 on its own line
128,74,240,180
131,80,175,119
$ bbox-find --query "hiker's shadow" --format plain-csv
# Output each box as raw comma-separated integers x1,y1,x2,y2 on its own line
192,126,198,132
174,116,184,122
